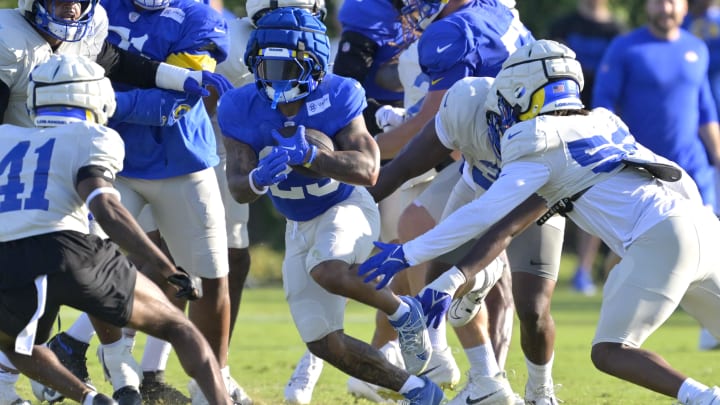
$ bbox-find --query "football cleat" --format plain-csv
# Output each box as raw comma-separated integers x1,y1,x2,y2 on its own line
47,332,92,383
524,382,559,405
390,296,432,374
447,371,516,405
448,257,505,328
284,351,323,404
420,346,461,390
140,371,190,405
401,376,444,405
112,386,141,405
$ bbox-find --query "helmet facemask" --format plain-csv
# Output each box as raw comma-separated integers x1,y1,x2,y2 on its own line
252,47,321,109
400,0,448,30
27,0,97,42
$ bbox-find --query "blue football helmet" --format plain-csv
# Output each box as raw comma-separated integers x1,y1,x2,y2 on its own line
399,0,448,30
20,0,98,42
133,0,170,11
244,7,330,108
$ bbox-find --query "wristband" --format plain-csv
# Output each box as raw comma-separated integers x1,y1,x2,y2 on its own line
302,145,318,168
248,168,269,195
85,187,121,208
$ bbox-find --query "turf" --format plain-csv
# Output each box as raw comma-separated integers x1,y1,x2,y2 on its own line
14,262,720,404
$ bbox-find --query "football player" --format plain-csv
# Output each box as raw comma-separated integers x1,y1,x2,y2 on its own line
219,7,443,404
363,39,720,405
0,53,233,405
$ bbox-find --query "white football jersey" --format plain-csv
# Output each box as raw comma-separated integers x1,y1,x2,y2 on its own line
404,108,700,264
0,7,108,127
0,123,124,241
398,41,427,115
215,16,254,88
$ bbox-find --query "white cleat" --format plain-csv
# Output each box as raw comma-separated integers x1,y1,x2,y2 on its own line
348,340,405,403
224,371,252,405
448,257,505,328
447,371,516,405
686,386,720,405
283,351,323,404
420,346,461,390
524,382,559,405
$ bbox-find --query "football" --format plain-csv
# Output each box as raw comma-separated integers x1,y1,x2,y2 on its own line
275,125,335,178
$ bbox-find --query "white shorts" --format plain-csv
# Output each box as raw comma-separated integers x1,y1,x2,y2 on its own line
378,169,434,242
214,126,250,249
282,187,380,342
593,212,720,347
413,160,463,223
115,168,229,279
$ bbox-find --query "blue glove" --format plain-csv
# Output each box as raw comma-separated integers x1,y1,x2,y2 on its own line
358,241,410,290
251,148,289,188
183,70,234,98
271,125,313,166
417,288,451,329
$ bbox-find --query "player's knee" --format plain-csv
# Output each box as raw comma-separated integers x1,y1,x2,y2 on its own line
398,204,434,241
590,342,617,372
309,262,346,295
307,331,344,362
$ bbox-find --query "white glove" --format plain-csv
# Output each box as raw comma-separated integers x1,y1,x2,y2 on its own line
375,105,407,132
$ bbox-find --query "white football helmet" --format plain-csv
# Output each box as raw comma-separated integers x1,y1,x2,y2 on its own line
493,39,584,122
19,0,98,41
245,0,326,24
27,54,116,127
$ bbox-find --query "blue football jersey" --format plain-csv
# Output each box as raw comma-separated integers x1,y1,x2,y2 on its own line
102,0,229,179
417,0,534,91
338,0,408,101
218,74,368,221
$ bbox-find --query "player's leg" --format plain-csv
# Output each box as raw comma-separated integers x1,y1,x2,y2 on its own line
141,171,243,402
214,145,253,404
506,217,564,404
590,215,720,403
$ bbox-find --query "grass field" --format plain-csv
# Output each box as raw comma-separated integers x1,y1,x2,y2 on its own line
14,255,720,404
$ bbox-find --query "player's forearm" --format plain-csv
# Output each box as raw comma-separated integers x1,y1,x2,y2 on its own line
312,149,379,186
374,115,428,159
227,173,263,204
699,122,720,167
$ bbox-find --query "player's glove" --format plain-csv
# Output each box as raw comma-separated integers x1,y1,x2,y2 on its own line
416,287,451,329
358,241,410,290
375,105,407,132
167,267,201,300
183,70,234,98
270,125,314,166
251,147,289,188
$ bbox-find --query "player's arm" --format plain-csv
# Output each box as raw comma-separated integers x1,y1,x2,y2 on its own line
373,88,446,159
697,78,720,169
223,136,264,204
452,193,546,296
369,116,452,202
95,41,232,97
314,115,380,186
75,170,197,298
112,88,200,127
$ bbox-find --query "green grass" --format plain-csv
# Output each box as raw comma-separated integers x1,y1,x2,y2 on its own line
14,255,720,404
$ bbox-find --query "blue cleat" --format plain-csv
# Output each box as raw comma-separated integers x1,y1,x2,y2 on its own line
390,296,432,374
403,376,444,405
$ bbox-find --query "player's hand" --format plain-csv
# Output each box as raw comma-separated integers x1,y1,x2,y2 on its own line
167,267,201,300
270,125,314,166
251,147,289,187
358,241,410,290
416,287,451,329
183,70,234,98
375,105,407,132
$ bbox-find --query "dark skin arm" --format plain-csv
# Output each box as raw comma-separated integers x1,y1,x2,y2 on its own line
454,193,548,297
310,115,380,186
368,117,452,202
223,136,263,204
75,176,177,286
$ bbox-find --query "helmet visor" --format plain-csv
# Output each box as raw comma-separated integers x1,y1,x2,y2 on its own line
256,48,311,82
